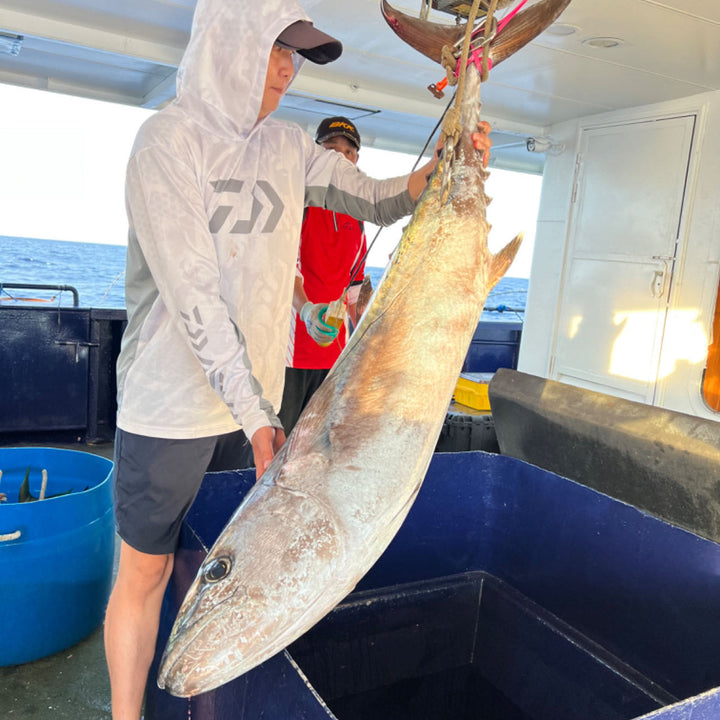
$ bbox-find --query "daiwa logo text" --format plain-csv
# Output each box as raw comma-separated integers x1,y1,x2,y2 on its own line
209,179,284,234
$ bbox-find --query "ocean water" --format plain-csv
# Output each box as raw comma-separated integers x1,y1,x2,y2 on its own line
1,235,128,308
1,235,527,320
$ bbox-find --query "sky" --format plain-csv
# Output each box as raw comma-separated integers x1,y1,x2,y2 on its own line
0,83,540,278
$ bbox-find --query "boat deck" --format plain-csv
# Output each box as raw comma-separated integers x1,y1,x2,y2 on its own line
0,442,116,720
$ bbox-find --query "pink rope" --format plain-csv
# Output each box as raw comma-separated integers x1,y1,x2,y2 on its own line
496,0,530,34
430,0,531,95
456,0,530,78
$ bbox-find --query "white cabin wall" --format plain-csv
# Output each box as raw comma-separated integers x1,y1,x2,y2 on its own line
657,92,720,418
517,89,720,420
517,117,580,378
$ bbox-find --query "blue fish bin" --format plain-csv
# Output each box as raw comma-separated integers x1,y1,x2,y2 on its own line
147,452,720,720
0,447,114,666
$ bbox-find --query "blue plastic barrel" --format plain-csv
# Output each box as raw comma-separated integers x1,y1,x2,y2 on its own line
0,447,114,666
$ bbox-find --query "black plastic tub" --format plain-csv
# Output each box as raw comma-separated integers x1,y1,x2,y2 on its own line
290,571,672,720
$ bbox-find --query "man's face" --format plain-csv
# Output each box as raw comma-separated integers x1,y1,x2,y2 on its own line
322,136,359,165
258,44,294,121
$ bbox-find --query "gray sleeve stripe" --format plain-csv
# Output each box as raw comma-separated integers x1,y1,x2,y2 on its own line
305,184,414,227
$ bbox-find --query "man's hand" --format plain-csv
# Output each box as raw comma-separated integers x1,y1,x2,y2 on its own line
408,139,442,201
251,425,286,480
408,121,493,200
300,301,339,346
472,120,492,168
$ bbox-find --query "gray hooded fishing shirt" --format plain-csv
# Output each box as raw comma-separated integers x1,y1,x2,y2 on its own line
116,0,414,441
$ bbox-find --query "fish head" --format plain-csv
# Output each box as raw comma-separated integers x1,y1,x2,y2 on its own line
157,454,345,697
157,541,252,696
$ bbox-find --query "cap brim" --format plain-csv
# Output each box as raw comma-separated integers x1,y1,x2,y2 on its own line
276,20,343,65
316,131,360,150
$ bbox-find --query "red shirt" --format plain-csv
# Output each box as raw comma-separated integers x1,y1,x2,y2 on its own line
288,207,366,369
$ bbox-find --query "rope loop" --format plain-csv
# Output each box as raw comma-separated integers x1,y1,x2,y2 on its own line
439,0,532,89
480,2,499,82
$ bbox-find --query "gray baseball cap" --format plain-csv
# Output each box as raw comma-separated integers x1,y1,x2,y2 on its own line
276,20,342,65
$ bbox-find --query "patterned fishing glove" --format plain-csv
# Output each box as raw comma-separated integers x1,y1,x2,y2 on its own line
300,302,339,346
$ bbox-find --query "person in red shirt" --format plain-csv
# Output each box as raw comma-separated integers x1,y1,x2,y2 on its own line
280,116,368,434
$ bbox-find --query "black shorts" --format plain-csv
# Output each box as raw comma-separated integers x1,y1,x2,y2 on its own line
278,367,330,435
113,427,253,554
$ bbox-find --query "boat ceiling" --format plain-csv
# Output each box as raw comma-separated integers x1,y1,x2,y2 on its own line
1,0,719,172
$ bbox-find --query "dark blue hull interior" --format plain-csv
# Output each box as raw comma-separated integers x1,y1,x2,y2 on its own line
146,451,720,720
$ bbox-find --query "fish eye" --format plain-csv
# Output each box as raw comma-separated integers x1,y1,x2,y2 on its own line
203,557,231,583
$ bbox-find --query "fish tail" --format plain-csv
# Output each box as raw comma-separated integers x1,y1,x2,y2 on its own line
381,0,572,69
490,0,573,66
380,0,465,65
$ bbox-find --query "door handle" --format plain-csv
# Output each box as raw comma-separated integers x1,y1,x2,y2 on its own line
650,269,665,298
54,340,99,363
650,255,673,299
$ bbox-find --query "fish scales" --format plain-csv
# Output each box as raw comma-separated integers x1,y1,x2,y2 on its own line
158,0,572,697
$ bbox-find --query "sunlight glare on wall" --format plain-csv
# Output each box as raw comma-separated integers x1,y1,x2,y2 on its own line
568,315,582,339
610,309,708,383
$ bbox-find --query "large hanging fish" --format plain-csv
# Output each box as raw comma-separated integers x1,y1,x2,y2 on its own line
158,0,572,697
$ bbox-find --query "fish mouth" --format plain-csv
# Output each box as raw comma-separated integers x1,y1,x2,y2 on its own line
158,484,348,696
156,584,239,696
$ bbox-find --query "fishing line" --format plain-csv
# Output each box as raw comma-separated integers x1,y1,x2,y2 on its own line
345,89,458,290
326,93,457,348
98,270,125,306
331,0,516,321
338,0,513,325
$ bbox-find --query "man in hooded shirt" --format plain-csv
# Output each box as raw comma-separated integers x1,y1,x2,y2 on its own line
104,0,493,715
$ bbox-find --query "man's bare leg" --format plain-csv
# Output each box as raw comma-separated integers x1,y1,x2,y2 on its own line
104,541,174,720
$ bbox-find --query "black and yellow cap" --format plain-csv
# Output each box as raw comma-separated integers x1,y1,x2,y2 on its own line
315,116,361,150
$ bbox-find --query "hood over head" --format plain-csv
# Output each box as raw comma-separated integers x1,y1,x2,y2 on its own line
176,0,342,138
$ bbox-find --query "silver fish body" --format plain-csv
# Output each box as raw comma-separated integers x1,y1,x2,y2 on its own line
158,0,571,697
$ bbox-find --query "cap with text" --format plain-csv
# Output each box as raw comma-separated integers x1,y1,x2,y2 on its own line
315,116,361,150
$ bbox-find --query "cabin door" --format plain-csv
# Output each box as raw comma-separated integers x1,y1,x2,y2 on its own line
550,115,696,404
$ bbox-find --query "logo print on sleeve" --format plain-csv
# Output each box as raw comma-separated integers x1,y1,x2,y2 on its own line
180,306,211,366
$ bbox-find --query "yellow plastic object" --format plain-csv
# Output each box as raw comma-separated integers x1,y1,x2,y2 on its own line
453,372,494,412
317,295,346,347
